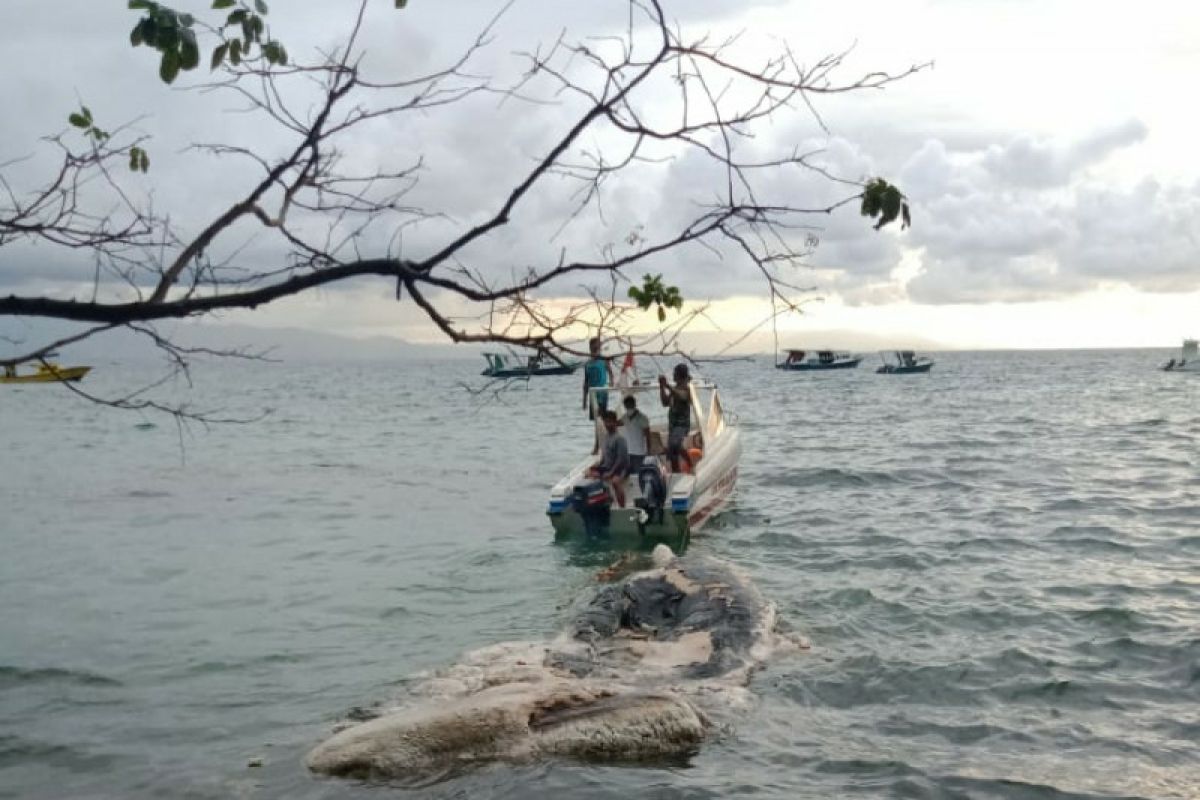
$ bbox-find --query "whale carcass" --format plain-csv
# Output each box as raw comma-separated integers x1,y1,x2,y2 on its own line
306,547,785,781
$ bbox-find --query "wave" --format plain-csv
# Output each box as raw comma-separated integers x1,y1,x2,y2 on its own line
0,666,121,690
0,734,119,773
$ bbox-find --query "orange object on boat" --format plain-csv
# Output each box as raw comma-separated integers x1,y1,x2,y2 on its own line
681,448,703,474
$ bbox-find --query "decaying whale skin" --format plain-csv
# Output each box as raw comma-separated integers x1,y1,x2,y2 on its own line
305,682,708,779
306,549,783,781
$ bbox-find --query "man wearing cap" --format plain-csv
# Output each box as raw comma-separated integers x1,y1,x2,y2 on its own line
588,409,629,507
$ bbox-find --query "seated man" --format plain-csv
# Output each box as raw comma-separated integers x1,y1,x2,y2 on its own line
587,409,629,507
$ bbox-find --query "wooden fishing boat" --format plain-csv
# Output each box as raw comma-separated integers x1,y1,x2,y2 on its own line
876,350,934,374
1,362,92,384
481,351,581,378
776,349,862,370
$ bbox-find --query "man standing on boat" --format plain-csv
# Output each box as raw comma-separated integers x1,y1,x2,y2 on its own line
658,363,694,473
620,394,651,475
588,409,629,508
583,337,613,454
582,337,613,419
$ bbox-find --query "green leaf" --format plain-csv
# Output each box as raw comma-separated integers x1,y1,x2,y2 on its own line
254,0,268,14
178,12,194,26
128,0,152,9
179,39,200,70
81,106,92,123
657,306,666,322
159,49,181,83
130,148,150,173
141,17,159,46
157,26,179,52
68,113,89,129
212,0,235,8
211,41,229,69
229,38,242,65
262,40,286,65
395,0,408,7
130,22,144,47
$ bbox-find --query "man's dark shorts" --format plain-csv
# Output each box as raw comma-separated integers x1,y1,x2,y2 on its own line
667,425,689,455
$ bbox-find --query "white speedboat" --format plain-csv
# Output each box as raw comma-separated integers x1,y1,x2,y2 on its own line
547,380,740,551
1162,339,1200,372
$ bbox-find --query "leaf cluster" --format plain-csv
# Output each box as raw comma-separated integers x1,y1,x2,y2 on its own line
860,177,911,230
128,0,288,83
628,274,683,322
209,0,287,71
67,106,150,173
127,1,200,84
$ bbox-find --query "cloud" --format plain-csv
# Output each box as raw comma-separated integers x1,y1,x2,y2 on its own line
1058,178,1200,290
3,0,1198,340
981,119,1148,189
896,120,1200,303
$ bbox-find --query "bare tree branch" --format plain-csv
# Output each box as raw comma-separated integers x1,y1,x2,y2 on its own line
1,0,924,412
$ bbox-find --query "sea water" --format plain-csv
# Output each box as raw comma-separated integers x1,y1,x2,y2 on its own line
1,350,1197,799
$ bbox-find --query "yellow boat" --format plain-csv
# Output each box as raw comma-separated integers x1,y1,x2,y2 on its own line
1,362,92,384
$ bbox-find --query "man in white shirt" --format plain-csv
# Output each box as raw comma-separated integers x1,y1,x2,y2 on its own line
621,394,651,475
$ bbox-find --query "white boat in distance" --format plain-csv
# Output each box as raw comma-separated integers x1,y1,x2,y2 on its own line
547,379,740,551
1162,339,1200,372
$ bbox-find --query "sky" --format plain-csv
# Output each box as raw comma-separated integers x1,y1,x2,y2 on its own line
1,0,1198,352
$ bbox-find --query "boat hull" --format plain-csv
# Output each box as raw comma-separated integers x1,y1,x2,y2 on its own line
548,428,740,552
481,365,579,378
0,366,91,384
776,359,861,371
876,363,933,374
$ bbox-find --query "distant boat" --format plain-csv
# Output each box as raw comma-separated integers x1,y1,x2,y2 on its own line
1,361,92,384
776,349,862,371
1162,339,1200,372
876,350,933,374
481,351,581,378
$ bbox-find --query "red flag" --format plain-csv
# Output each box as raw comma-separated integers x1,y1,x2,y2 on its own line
616,349,635,392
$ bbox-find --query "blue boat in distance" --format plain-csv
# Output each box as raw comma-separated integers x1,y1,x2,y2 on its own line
776,349,862,371
481,351,581,378
876,350,934,374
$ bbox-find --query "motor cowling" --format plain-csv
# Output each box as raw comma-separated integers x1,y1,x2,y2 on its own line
571,480,612,538
635,461,667,527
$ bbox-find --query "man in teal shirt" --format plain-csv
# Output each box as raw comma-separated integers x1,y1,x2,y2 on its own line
582,336,613,420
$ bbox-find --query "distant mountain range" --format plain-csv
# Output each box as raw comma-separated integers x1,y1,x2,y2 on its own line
0,319,475,364
1,317,952,366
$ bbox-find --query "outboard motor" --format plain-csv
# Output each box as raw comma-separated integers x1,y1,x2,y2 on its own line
571,480,612,538
634,460,667,531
